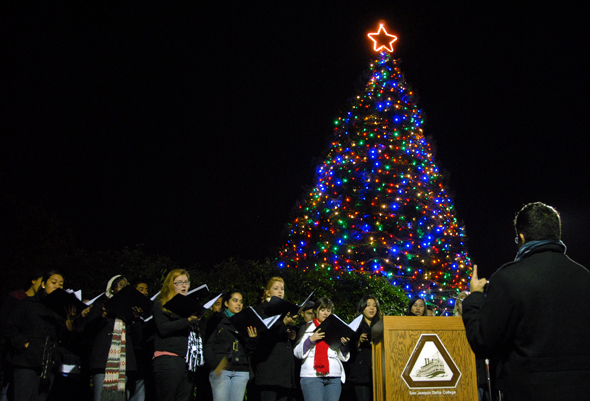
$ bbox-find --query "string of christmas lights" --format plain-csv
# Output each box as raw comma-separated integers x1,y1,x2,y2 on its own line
277,45,472,314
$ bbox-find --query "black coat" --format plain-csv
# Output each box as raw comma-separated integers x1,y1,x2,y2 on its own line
152,300,191,356
462,243,590,400
203,312,257,373
5,295,65,369
84,297,142,374
252,301,295,388
348,319,374,385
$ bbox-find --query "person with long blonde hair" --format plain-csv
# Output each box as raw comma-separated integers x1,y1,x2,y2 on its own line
152,269,202,401
252,277,296,401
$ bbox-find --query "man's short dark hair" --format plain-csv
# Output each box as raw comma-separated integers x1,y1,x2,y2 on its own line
514,202,561,242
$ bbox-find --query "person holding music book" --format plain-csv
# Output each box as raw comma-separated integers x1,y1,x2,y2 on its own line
85,274,143,401
162,285,220,319
194,294,224,401
314,313,361,349
127,279,155,401
41,288,89,321
293,296,350,401
103,285,152,323
5,270,76,401
204,290,258,401
251,277,299,401
348,295,382,401
263,296,301,319
228,306,280,338
152,269,203,401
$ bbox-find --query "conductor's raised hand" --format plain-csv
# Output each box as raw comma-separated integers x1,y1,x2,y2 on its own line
470,264,488,293
310,328,325,343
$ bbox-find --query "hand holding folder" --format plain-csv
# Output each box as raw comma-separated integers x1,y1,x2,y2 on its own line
103,285,153,321
42,288,88,320
315,314,363,348
265,296,301,318
164,292,222,319
229,307,280,338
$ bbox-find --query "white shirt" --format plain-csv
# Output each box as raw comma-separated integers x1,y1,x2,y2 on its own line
293,320,350,383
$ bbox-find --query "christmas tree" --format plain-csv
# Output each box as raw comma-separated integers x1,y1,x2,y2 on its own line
277,24,472,314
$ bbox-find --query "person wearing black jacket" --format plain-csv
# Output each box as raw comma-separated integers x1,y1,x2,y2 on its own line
85,275,142,401
5,270,73,401
129,279,155,401
348,296,381,401
462,202,590,400
1,270,43,401
152,269,201,401
252,277,296,401
204,291,258,401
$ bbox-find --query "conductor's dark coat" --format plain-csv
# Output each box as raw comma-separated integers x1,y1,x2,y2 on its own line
462,243,590,400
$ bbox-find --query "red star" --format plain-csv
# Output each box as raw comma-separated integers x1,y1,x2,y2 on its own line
368,24,397,52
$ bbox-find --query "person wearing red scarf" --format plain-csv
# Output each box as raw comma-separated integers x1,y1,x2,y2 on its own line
293,297,350,401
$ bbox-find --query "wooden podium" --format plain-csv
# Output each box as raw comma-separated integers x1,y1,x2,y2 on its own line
371,316,477,400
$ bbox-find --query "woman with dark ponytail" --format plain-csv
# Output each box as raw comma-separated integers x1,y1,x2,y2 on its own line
5,270,74,401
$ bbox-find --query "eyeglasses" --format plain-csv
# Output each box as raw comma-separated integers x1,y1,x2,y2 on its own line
173,280,190,286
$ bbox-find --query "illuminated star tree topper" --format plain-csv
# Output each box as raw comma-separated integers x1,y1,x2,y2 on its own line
368,23,398,52
278,23,472,315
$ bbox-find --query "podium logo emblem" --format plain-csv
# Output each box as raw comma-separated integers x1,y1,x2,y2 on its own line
401,334,461,389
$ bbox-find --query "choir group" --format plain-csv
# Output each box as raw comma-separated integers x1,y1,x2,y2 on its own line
1,270,392,401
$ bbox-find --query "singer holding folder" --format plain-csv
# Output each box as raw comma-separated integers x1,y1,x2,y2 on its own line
204,291,258,401
348,296,381,401
152,269,202,401
86,274,143,401
293,297,349,401
252,277,296,401
5,270,74,401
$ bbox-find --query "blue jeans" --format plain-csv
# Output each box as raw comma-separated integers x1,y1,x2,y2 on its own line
300,377,341,401
129,378,145,401
209,370,249,401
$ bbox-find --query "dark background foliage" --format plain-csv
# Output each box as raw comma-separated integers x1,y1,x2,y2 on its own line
193,259,409,321
1,193,409,319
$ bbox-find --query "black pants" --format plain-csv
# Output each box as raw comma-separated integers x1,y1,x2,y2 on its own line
152,356,191,401
258,385,292,401
353,385,371,401
13,368,53,401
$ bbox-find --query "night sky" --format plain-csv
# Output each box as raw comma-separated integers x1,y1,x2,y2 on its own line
2,2,589,279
